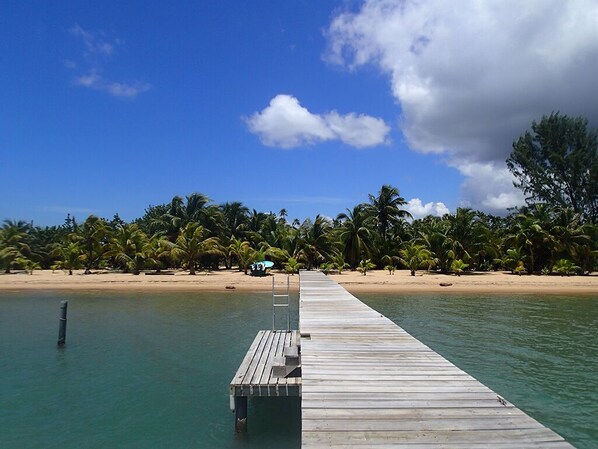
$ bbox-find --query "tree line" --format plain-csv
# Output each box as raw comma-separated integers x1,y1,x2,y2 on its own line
1,113,596,276
1,187,596,277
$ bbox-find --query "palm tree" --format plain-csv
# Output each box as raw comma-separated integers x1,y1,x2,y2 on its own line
416,217,455,273
221,202,249,239
356,259,376,276
172,223,222,275
330,252,349,274
77,215,108,274
228,238,255,274
451,259,469,276
296,215,334,269
278,208,288,223
366,184,411,241
336,205,376,268
571,222,598,273
502,247,526,273
285,257,302,275
52,240,82,275
447,208,483,264
400,242,433,276
145,234,175,272
506,212,548,274
105,224,152,275
551,208,590,269
0,220,32,273
553,259,580,276
151,193,213,241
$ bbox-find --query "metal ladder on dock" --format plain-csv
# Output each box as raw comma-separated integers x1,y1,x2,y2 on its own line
271,275,290,331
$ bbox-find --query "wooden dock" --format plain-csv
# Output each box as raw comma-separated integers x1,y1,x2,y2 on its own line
229,329,301,431
230,329,301,398
299,270,574,448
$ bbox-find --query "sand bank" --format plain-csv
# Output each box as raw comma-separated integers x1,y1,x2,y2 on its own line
0,269,596,295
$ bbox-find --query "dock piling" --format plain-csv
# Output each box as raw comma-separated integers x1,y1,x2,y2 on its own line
234,396,248,432
57,300,68,346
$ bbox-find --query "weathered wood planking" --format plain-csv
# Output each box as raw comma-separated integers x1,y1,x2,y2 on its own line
230,330,300,397
299,271,574,448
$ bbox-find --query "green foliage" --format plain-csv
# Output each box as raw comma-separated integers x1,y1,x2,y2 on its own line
400,242,433,276
553,259,580,276
105,224,153,274
0,220,33,273
384,264,395,275
1,183,596,280
171,223,222,275
330,252,349,274
319,262,334,275
451,259,469,276
228,238,255,274
514,262,527,276
296,215,334,269
284,257,302,275
507,112,598,221
76,215,109,274
366,184,411,242
52,241,82,275
337,205,376,268
503,247,526,273
356,259,375,276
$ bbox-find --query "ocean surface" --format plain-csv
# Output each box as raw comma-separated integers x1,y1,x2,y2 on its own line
1,289,596,448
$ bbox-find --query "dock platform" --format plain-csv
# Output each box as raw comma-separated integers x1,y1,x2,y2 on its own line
299,270,573,448
229,329,301,431
230,329,301,398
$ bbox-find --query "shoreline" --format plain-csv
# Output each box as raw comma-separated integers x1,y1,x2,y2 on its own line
0,269,596,296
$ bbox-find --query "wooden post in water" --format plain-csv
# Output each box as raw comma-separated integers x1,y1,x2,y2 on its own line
234,396,247,432
57,300,68,346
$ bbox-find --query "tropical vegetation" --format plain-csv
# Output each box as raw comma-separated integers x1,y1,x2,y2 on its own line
1,114,597,277
1,193,595,278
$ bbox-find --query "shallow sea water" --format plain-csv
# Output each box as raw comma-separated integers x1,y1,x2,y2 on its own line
1,290,596,448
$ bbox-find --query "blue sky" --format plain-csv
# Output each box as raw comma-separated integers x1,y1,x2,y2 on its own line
2,1,597,226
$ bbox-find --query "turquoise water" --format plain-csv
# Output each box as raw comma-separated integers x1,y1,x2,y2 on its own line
0,291,301,449
1,291,596,448
362,293,598,449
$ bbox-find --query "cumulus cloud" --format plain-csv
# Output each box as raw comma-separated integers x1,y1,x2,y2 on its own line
245,94,390,148
456,161,526,213
325,0,598,211
67,24,151,98
405,198,450,220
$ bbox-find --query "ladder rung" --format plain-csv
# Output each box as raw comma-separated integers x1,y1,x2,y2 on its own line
273,304,289,307
273,294,289,297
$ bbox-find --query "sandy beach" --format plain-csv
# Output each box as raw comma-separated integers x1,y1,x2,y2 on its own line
0,269,596,295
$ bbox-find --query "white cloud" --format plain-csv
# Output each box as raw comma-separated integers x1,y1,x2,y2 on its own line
456,161,526,213
68,24,150,98
74,70,151,98
245,94,390,148
70,24,114,58
406,198,450,219
325,0,598,211
325,111,391,148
